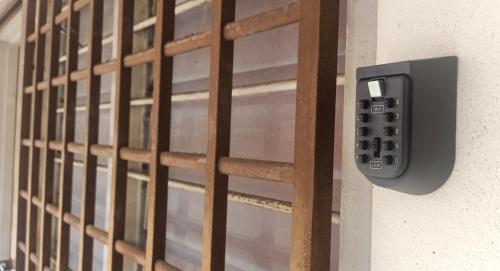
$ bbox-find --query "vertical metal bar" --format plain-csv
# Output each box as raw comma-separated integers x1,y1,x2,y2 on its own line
202,0,235,269
25,1,47,270
144,0,175,270
78,0,104,270
38,0,62,270
56,0,80,270
290,0,339,270
107,0,134,270
15,1,37,270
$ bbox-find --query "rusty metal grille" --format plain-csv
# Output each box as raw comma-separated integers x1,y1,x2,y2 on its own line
14,0,341,270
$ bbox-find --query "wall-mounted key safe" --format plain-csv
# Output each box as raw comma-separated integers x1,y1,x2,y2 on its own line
355,57,458,195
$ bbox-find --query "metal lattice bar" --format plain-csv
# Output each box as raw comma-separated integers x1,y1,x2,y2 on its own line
290,0,340,269
55,0,80,269
107,0,134,270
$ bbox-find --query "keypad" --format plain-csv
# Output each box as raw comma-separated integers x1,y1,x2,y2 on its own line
355,75,411,179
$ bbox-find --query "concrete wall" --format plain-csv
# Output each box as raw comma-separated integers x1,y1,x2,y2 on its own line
341,0,500,270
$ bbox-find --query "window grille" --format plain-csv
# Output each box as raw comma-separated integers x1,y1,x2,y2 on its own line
14,0,342,270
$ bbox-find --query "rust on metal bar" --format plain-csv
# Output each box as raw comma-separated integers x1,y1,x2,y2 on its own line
70,68,89,82
115,240,146,266
159,152,206,172
73,0,90,12
107,0,135,269
48,140,64,151
218,157,294,183
93,59,116,75
52,75,66,86
85,225,108,244
90,144,112,157
290,0,340,269
67,142,84,154
164,31,211,56
224,2,299,41
120,147,151,164
63,212,81,229
123,48,155,67
202,0,236,269
155,260,181,271
144,0,175,270
46,203,60,218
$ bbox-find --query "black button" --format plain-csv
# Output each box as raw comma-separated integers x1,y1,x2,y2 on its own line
372,137,381,152
357,127,368,136
356,154,368,163
383,112,395,122
358,99,369,109
383,126,394,136
357,113,368,123
358,141,368,150
384,98,395,108
383,155,393,165
382,141,394,151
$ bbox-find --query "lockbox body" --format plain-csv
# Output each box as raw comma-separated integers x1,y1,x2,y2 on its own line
355,57,458,195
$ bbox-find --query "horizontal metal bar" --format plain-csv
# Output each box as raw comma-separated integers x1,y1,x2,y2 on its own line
51,74,66,86
224,2,299,41
123,48,155,67
24,85,34,94
19,190,29,200
34,139,45,148
155,260,181,271
70,68,89,82
40,23,51,34
115,240,146,266
90,144,113,157
227,158,296,181
32,196,42,208
49,140,64,151
18,242,27,253
29,252,39,266
27,32,36,43
120,147,151,163
160,152,206,171
164,31,211,56
54,8,69,24
21,139,31,147
94,59,117,75
46,203,60,218
67,142,84,154
63,212,81,229
86,225,108,244
73,0,90,12
37,80,49,91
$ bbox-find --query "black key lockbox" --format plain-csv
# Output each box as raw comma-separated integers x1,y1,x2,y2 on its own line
355,57,458,195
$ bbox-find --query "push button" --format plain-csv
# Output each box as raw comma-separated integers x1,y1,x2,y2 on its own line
383,126,394,136
383,112,395,122
357,127,368,136
383,155,393,165
356,154,368,163
384,98,395,108
357,113,368,123
358,99,369,110
382,141,394,151
358,140,368,150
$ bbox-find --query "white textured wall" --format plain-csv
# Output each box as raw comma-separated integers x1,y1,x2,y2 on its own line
370,0,500,270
